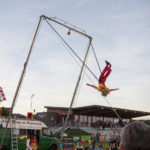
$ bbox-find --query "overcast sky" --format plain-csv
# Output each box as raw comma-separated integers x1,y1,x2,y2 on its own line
0,0,150,119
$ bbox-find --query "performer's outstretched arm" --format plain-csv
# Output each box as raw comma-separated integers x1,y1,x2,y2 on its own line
86,83,101,91
108,88,119,92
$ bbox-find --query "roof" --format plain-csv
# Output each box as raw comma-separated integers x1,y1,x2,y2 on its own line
45,105,150,119
72,105,150,119
45,106,69,110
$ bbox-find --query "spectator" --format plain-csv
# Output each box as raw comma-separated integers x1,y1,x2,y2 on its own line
111,143,118,150
111,132,117,143
96,133,100,142
26,135,32,150
120,121,150,150
99,143,103,149
76,142,83,150
91,133,96,150
116,133,120,148
85,143,90,150
105,145,109,150
94,144,100,150
30,135,38,150
89,145,93,150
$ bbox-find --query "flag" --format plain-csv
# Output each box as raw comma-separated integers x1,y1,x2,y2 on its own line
27,112,33,119
0,87,6,101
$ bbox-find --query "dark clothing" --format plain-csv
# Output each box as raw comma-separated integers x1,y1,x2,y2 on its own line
85,146,91,150
91,135,96,150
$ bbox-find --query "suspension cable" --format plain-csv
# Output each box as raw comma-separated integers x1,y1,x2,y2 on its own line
91,43,102,73
103,97,125,126
45,19,98,81
50,17,86,34
61,41,95,84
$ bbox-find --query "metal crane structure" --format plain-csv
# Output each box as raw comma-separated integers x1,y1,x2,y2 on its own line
0,15,92,147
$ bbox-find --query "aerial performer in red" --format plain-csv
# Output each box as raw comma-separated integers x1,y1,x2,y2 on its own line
87,61,119,96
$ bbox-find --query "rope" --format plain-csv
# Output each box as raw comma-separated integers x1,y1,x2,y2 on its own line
45,19,98,81
50,17,86,34
91,43,102,73
61,42,95,84
102,96,125,126
50,27,95,84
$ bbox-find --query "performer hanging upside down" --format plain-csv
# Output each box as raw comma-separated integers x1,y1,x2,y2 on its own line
87,61,119,96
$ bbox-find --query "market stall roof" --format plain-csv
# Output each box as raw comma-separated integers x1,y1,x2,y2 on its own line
45,105,150,119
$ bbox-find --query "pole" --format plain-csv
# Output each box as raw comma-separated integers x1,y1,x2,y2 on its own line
30,94,35,111
0,16,43,147
61,37,92,137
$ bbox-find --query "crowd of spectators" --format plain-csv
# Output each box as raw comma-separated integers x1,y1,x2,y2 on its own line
92,120,125,130
72,121,150,150
75,131,120,150
75,141,118,150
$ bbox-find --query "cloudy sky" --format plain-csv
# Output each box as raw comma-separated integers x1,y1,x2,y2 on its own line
0,0,150,119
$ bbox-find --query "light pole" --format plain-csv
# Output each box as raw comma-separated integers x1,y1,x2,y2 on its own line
30,94,35,111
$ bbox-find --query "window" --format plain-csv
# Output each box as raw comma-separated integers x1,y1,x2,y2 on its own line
42,128,51,136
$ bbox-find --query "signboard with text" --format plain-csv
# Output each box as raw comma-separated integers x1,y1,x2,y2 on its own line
63,136,74,150
2,118,43,130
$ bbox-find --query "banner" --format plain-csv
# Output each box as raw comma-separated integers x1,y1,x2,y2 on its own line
2,118,43,130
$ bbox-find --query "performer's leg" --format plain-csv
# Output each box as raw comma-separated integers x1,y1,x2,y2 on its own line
99,64,109,81
102,67,112,83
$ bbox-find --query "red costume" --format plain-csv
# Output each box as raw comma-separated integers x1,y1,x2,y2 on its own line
86,61,119,96
99,64,112,87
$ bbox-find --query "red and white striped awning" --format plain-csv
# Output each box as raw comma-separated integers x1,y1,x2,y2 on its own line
0,87,6,101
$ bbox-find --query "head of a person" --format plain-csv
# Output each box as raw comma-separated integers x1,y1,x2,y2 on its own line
79,142,82,146
101,92,107,97
95,144,98,148
120,121,150,150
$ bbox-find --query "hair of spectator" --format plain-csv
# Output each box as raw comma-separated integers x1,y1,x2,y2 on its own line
120,121,150,150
